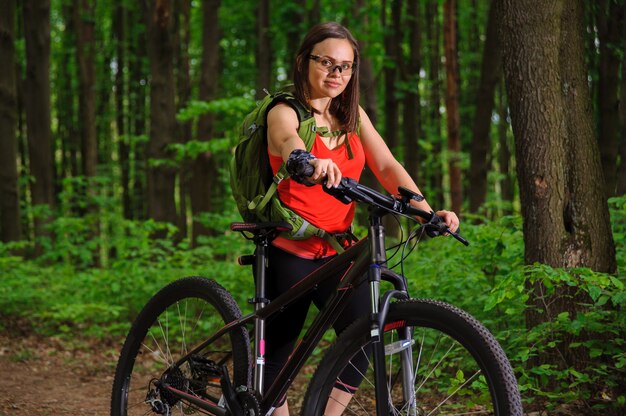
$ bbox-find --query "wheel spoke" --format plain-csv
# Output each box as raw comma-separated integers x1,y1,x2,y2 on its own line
425,370,481,416
304,300,521,415
110,278,250,416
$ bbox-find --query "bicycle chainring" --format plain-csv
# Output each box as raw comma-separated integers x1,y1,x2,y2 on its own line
237,388,260,416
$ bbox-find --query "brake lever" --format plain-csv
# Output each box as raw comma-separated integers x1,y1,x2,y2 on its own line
448,228,470,246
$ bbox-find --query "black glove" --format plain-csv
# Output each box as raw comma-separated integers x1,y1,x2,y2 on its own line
425,211,446,238
286,149,316,186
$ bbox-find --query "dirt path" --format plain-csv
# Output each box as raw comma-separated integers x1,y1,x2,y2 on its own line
0,334,116,416
0,332,588,416
0,333,311,416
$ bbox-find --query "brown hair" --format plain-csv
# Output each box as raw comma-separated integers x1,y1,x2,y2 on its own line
293,22,360,133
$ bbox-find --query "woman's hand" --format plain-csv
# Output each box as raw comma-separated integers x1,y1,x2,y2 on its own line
309,158,342,188
435,210,460,233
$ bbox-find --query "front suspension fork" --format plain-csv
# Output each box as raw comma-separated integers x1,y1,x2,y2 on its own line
368,218,415,414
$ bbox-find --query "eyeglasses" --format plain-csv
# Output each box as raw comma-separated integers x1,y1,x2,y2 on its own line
309,54,356,75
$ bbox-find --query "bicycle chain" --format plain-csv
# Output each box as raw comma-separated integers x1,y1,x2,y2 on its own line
236,387,260,416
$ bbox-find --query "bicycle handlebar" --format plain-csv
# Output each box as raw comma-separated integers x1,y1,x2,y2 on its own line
295,162,468,246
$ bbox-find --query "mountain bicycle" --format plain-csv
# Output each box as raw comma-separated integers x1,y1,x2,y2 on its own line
110,175,523,415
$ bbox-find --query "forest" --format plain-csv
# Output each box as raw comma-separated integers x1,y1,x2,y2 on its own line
0,0,625,414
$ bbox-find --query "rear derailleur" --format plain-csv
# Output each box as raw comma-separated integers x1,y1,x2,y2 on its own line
144,355,260,416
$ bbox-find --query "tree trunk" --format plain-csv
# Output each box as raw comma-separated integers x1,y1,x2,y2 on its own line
191,0,221,243
443,0,462,214
308,0,321,24
425,0,444,208
497,81,514,210
0,0,22,242
22,0,55,238
461,0,480,148
596,0,622,197
559,1,616,274
617,0,626,196
381,0,402,237
95,28,112,170
501,0,617,385
383,0,401,153
351,0,378,228
502,5,571,350
174,0,191,239
58,2,79,183
74,0,97,180
114,1,131,218
129,2,147,220
353,0,377,127
502,0,616,271
559,0,618,390
143,0,178,232
469,0,501,213
256,0,271,98
402,0,422,182
285,0,306,79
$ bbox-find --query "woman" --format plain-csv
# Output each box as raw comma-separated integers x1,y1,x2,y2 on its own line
264,22,460,415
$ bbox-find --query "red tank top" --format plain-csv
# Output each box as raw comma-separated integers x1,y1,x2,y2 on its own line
269,132,365,259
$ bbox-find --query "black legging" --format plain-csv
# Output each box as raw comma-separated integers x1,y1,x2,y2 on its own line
262,244,371,398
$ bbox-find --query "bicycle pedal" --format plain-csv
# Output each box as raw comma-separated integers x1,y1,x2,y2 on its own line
384,339,415,355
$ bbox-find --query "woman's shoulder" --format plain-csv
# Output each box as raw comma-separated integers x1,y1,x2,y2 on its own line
355,105,378,139
267,101,300,123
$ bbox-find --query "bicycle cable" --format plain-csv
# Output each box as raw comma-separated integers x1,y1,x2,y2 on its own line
382,213,404,267
391,223,428,275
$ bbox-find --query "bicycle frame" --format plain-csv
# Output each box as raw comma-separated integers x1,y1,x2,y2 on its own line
167,210,414,416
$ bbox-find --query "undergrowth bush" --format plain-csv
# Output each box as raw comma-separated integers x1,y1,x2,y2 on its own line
384,198,626,413
0,213,256,338
0,195,624,412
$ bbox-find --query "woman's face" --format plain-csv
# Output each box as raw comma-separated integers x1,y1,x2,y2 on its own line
307,38,354,100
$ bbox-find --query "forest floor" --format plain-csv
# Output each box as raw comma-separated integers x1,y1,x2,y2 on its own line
0,329,311,416
0,328,591,416
0,332,113,415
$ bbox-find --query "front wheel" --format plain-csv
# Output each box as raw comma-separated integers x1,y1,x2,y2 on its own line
110,276,251,416
303,299,522,415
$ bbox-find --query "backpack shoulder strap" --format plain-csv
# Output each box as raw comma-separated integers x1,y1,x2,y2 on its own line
269,91,317,151
252,91,317,215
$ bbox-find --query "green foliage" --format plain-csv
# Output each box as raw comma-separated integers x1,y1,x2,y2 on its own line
487,264,626,411
176,97,253,124
0,222,256,338
1,194,625,412
0,174,257,337
397,214,525,327
609,195,626,272
480,203,626,412
389,205,626,412
167,139,232,162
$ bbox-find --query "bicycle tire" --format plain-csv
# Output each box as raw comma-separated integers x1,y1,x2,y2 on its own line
110,276,251,416
303,298,522,415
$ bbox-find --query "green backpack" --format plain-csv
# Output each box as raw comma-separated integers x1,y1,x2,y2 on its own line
229,89,346,251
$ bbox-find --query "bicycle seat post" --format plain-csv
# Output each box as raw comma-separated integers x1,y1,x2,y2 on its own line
252,232,270,396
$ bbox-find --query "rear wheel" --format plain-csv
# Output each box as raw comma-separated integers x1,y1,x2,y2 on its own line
303,299,522,415
110,276,251,415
